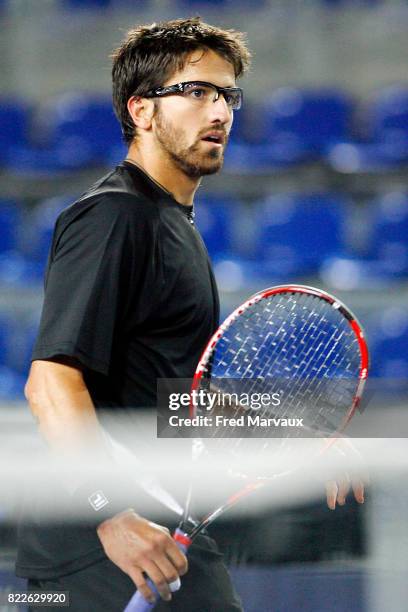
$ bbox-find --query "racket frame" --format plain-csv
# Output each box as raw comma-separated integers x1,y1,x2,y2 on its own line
191,284,369,434
125,284,370,611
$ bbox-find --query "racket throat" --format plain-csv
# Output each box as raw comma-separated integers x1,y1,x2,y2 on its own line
179,513,200,535
174,528,193,551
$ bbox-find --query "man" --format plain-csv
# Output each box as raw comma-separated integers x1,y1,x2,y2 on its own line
16,16,363,612
17,17,251,612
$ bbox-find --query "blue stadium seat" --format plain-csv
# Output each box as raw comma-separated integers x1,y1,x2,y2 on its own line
36,92,122,166
184,0,229,3
372,85,408,132
326,85,408,172
176,0,266,6
1,196,74,286
253,192,348,277
213,258,258,293
0,252,44,286
61,0,150,7
224,102,312,172
0,314,31,399
106,142,128,167
0,98,30,166
4,145,93,174
0,200,21,253
368,191,408,277
320,192,408,287
61,0,112,8
369,308,408,380
6,321,38,376
0,366,26,401
177,0,229,4
257,88,354,160
326,140,407,173
4,95,115,173
26,196,73,267
321,0,380,6
228,108,250,145
371,85,408,154
0,316,10,367
223,141,310,173
194,196,236,259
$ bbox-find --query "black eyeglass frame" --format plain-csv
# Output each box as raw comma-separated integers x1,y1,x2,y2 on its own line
142,80,243,110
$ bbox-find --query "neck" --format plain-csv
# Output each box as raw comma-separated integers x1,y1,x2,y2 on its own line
126,142,201,206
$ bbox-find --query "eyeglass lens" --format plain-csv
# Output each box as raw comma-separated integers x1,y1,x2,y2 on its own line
182,82,241,110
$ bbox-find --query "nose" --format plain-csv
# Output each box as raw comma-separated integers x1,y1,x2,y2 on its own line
208,94,232,126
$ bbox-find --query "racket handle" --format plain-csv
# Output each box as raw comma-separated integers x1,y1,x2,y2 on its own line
123,528,192,612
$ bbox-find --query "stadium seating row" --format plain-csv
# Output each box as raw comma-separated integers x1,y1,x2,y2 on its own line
60,0,382,8
0,0,385,10
0,303,406,400
0,189,407,399
1,85,407,173
0,190,407,284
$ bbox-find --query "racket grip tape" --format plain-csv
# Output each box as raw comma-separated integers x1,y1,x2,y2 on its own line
123,528,192,612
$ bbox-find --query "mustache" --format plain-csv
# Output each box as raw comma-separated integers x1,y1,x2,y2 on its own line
198,127,228,141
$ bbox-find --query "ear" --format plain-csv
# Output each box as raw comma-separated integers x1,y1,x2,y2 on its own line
127,96,155,131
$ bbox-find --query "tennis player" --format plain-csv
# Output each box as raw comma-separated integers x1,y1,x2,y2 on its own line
16,17,250,612
16,16,364,612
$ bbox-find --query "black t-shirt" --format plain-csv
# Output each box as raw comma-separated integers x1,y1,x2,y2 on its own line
16,161,219,578
32,160,219,407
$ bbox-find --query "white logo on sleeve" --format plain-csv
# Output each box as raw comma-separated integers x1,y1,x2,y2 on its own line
88,490,109,511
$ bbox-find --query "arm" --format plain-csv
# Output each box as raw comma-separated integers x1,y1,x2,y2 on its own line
26,358,107,458
25,359,188,603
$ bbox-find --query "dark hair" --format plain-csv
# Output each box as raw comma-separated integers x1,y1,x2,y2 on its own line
111,17,251,145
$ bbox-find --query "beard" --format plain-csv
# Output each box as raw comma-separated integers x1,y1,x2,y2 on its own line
154,107,227,178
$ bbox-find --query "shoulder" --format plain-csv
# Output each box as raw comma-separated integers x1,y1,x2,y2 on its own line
56,187,158,237
51,196,158,267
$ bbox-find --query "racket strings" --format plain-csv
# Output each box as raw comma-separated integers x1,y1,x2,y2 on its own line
218,296,357,385
275,300,359,427
199,292,362,442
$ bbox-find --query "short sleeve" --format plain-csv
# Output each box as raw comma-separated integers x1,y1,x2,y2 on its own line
32,194,150,375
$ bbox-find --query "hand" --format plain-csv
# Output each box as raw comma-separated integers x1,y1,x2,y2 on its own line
322,437,368,510
96,509,188,603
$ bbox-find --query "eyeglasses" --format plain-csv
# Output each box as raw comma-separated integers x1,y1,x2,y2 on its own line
142,80,243,111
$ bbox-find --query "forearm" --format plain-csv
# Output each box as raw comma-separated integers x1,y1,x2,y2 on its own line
26,359,111,463
25,364,188,597
25,359,128,517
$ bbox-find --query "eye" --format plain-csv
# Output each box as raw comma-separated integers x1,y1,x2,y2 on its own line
223,91,240,109
184,84,214,101
193,89,205,98
188,87,207,99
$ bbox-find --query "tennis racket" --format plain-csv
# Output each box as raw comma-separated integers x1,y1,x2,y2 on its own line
124,284,369,611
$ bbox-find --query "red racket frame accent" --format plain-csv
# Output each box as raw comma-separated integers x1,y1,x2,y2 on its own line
173,530,192,548
190,284,369,434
